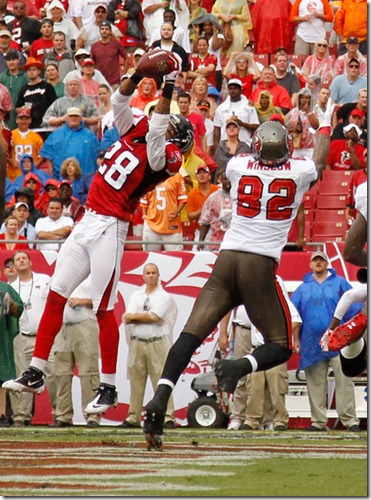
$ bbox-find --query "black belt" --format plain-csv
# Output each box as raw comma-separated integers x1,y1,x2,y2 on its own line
131,336,163,343
21,333,36,337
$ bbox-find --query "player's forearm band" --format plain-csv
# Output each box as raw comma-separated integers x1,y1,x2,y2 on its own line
130,73,143,85
162,81,174,100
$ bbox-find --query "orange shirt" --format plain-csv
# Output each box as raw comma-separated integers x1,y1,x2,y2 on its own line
187,184,220,229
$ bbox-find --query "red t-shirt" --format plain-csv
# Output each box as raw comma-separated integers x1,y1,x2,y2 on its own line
327,140,366,171
29,38,54,62
230,73,254,99
189,53,217,88
187,112,206,149
91,38,127,86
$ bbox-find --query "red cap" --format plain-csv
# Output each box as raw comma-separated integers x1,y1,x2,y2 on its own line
58,180,72,189
196,165,210,173
350,108,364,118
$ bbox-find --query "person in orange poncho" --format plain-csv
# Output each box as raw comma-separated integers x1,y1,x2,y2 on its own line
130,78,158,111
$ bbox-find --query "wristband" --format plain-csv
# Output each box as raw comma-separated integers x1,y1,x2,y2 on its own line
162,81,174,100
130,72,143,85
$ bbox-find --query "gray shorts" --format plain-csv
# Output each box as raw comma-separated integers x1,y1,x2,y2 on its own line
184,250,292,348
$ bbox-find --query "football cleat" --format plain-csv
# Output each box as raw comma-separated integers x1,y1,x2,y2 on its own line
85,383,118,414
327,313,368,351
214,359,241,394
2,367,45,394
145,433,163,452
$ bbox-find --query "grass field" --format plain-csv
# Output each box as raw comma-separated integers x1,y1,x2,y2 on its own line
0,426,367,497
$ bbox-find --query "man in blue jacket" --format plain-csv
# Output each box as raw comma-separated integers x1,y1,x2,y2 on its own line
40,107,99,179
290,250,363,432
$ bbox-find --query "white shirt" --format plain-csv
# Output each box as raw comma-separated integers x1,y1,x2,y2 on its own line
126,284,177,340
78,22,123,53
296,0,327,43
35,215,74,251
12,273,50,335
355,181,367,221
213,95,259,145
68,0,110,27
220,155,317,261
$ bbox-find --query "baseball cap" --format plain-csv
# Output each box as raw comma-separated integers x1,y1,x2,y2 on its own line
14,201,29,210
17,107,31,118
94,3,108,11
66,107,82,116
100,20,111,29
311,251,328,262
196,165,210,173
197,99,211,110
75,48,90,58
343,123,362,136
270,113,284,124
226,116,240,128
5,49,20,61
0,30,11,37
82,58,95,67
347,36,359,44
134,48,145,57
228,78,243,88
58,180,72,189
348,58,360,66
350,108,364,118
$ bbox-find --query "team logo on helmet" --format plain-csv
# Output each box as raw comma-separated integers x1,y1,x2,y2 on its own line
252,132,262,155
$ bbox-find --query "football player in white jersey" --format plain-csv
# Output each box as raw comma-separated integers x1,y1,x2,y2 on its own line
143,120,332,449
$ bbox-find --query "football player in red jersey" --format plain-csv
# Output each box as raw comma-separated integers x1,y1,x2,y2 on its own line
143,120,333,450
3,52,195,416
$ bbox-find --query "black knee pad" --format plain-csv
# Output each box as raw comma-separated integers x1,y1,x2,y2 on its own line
340,343,367,377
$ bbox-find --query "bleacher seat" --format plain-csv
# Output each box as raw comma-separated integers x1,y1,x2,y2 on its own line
312,220,347,242
315,208,346,222
322,170,355,183
316,194,347,210
289,54,303,68
316,179,350,195
255,54,269,66
182,221,196,250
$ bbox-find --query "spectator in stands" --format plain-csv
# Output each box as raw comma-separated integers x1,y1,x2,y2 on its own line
97,84,113,139
91,21,128,89
148,8,190,54
214,78,259,147
42,75,99,128
10,152,48,197
312,85,335,129
77,151,104,206
142,0,189,43
186,165,219,239
22,171,44,210
39,178,59,215
0,49,28,129
250,66,293,115
212,0,252,57
0,0,15,23
333,36,367,77
126,47,144,76
197,99,214,156
197,168,232,251
79,58,101,108
46,0,78,49
129,78,158,112
329,58,367,105
326,123,366,171
332,88,367,144
331,108,365,143
214,116,250,178
29,17,53,62
69,0,110,30
188,0,207,44
44,31,76,82
334,0,367,56
254,90,284,124
40,107,100,178
59,157,82,200
188,35,217,89
150,21,188,91
284,88,318,158
301,39,334,84
6,185,43,225
57,179,85,223
45,63,64,98
189,76,217,118
7,0,39,18
290,250,361,432
35,197,73,250
7,1,41,54
0,200,36,245
289,0,333,55
107,0,142,50
305,73,322,102
177,92,206,151
63,50,111,88
0,28,25,73
16,57,57,129
223,51,260,99
273,53,300,106
76,3,122,55
0,214,28,249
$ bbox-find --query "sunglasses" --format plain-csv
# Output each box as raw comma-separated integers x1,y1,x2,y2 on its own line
46,186,57,191
237,59,247,63
95,9,106,13
76,55,89,59
317,44,327,47
349,65,360,68
5,262,14,268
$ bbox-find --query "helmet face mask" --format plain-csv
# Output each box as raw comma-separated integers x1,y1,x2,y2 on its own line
252,122,290,166
168,114,194,153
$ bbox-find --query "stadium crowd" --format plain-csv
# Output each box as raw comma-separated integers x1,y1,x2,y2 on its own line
0,0,367,430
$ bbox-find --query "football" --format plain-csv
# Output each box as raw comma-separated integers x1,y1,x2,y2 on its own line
135,49,179,78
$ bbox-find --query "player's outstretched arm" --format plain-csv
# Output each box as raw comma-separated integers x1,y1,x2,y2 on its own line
343,213,367,267
311,128,330,187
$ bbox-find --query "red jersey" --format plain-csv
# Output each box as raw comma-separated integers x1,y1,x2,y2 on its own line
30,38,54,62
189,53,217,88
86,116,182,221
327,140,366,171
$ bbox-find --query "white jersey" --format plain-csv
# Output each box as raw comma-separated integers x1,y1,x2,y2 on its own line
355,181,367,221
220,155,317,261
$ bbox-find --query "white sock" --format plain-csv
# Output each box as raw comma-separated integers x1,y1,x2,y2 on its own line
243,354,258,372
100,374,116,386
31,357,47,373
341,338,365,359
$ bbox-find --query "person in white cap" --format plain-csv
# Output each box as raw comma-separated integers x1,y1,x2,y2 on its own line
76,3,123,54
213,78,259,147
326,122,366,171
68,0,110,29
46,0,79,49
63,49,111,87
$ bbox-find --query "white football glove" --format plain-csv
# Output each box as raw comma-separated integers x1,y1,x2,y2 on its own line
319,329,332,352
